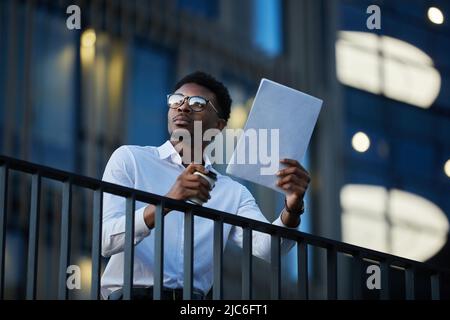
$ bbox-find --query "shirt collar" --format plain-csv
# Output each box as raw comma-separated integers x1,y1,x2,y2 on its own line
157,140,214,170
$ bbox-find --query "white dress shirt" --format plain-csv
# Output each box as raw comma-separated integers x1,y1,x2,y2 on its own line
100,141,300,299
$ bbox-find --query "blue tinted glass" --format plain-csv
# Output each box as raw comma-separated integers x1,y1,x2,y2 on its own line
30,9,77,171
388,100,436,141
252,0,283,56
0,1,6,151
339,1,369,31
392,139,436,178
125,42,174,146
436,72,450,110
177,0,218,17
339,0,450,222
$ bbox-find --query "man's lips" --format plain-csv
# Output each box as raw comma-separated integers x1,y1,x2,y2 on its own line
173,115,192,126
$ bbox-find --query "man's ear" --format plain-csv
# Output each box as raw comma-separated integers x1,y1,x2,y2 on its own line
217,119,227,131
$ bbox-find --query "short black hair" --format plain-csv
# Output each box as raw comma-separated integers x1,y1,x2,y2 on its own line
174,71,232,121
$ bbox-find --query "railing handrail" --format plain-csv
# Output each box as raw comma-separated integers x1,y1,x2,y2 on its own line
1,154,449,277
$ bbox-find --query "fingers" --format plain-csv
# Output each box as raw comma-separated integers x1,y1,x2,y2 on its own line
182,179,211,194
172,163,215,204
185,163,209,175
277,160,310,196
278,181,307,195
276,166,311,183
185,174,212,189
280,158,308,173
280,158,299,166
183,187,211,203
180,171,212,202
276,174,307,188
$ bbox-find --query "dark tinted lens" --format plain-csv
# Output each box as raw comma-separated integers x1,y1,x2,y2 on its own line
168,94,185,108
189,96,208,111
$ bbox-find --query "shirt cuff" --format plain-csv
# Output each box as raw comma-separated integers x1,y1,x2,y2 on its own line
273,214,301,231
135,206,151,238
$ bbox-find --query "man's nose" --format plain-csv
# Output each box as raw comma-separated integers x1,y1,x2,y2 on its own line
177,98,191,113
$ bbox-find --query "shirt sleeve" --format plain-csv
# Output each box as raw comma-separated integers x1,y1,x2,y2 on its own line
228,185,301,262
101,146,151,257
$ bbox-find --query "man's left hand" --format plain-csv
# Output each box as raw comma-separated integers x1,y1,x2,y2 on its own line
276,159,310,214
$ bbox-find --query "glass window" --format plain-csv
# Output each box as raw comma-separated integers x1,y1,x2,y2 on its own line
0,1,7,151
339,1,450,254
177,0,218,18
30,9,77,171
252,0,283,56
125,42,175,146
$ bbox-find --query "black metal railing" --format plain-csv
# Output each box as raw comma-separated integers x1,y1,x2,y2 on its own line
0,155,448,300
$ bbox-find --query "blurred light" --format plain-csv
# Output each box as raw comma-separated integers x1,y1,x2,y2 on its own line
228,105,248,129
428,7,444,24
78,256,92,292
336,31,441,108
80,30,96,64
444,159,450,178
81,29,96,47
352,131,370,153
341,184,449,261
81,47,95,64
108,49,125,111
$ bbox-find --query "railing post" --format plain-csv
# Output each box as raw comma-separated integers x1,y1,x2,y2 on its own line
405,267,415,300
58,180,72,300
153,202,165,300
213,219,223,300
431,273,440,300
352,252,363,300
26,173,42,300
380,260,390,300
183,209,194,300
270,234,281,300
0,164,8,300
297,240,308,300
327,247,337,300
242,228,252,300
90,188,103,300
123,195,136,300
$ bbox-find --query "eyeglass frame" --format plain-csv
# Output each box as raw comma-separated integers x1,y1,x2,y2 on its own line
166,93,222,118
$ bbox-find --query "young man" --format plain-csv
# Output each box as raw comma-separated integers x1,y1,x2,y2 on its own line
100,71,310,300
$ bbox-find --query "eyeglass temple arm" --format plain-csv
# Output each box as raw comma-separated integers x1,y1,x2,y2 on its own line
208,100,220,115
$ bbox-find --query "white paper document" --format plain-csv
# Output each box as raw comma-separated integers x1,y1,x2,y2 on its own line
226,78,323,193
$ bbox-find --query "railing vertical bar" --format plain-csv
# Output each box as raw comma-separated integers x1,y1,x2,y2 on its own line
153,202,164,300
26,173,41,300
242,228,252,299
57,180,72,300
0,164,8,300
90,188,103,300
183,209,194,300
431,273,440,300
327,247,337,300
270,234,281,300
352,253,362,300
380,260,390,300
123,195,135,300
297,240,308,300
213,220,223,300
405,267,415,300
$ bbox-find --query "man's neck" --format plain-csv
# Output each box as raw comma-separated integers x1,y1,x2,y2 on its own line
170,140,206,167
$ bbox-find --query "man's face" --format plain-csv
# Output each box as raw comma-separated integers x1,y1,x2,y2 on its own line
167,83,226,140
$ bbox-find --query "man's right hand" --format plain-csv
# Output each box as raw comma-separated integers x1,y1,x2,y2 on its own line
143,163,213,229
165,163,212,203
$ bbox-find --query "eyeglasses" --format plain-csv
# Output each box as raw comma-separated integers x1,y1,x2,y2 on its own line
167,93,221,116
